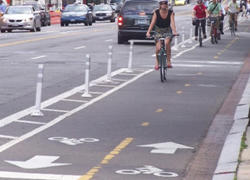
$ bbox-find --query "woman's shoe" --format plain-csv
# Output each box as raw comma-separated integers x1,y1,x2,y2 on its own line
167,64,173,68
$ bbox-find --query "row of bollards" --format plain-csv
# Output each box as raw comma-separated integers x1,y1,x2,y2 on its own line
31,41,133,116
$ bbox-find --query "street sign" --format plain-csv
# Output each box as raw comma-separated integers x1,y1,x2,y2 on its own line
138,142,193,154
5,156,71,169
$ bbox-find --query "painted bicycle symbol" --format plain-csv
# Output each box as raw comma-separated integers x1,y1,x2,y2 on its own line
116,165,178,178
48,137,99,146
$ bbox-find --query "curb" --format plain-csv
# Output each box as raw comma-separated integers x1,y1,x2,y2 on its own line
212,65,250,179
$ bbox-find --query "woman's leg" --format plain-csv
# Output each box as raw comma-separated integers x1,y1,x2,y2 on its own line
195,19,199,39
165,39,172,66
155,41,160,67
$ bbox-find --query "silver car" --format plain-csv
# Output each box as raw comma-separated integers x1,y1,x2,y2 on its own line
0,6,41,33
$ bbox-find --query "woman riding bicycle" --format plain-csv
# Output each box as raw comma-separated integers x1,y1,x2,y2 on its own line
192,0,208,40
146,0,178,70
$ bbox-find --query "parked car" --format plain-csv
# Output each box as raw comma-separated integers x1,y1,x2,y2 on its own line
60,3,92,26
92,4,115,23
110,0,124,11
175,0,186,5
0,5,41,33
23,1,51,26
117,0,158,44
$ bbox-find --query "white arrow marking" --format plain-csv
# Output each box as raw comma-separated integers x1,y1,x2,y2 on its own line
138,142,194,154
5,156,71,169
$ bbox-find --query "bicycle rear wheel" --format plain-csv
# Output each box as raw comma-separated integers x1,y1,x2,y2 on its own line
211,25,214,44
159,51,165,82
214,28,218,44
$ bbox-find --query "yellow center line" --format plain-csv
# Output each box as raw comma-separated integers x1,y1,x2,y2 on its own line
177,91,182,94
0,28,111,48
156,109,163,113
185,84,190,87
141,122,150,126
78,138,134,180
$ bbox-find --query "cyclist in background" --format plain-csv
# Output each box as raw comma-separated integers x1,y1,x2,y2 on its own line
0,0,6,17
246,0,250,17
226,0,240,31
146,0,178,70
217,0,225,34
192,0,208,40
207,0,221,36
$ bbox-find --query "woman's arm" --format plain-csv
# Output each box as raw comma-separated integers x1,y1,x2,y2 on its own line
170,12,177,35
146,11,157,37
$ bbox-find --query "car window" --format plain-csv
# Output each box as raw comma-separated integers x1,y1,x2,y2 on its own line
122,1,158,15
6,7,32,14
64,5,88,12
94,5,112,11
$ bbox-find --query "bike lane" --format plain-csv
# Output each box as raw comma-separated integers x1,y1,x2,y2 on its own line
0,18,250,180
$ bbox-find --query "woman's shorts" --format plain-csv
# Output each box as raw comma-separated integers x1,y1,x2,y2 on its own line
154,26,173,43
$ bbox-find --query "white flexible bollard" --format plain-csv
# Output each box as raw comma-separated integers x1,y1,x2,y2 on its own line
172,35,178,51
188,25,193,43
126,40,133,72
181,27,186,47
31,64,44,116
106,46,113,82
82,54,92,98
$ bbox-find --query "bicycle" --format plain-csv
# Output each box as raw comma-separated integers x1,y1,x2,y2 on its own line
158,35,178,82
210,16,220,44
229,12,237,35
195,17,206,47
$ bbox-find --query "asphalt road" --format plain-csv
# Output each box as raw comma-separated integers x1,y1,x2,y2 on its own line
0,3,250,180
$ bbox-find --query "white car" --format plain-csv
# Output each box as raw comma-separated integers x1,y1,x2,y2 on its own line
0,5,41,33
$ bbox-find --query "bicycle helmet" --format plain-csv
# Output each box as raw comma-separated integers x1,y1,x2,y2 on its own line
197,0,203,3
158,0,169,2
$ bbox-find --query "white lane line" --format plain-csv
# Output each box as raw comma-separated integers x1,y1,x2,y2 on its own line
74,46,86,50
61,99,88,103
14,120,46,125
176,74,201,76
89,91,103,95
0,171,81,180
105,39,113,42
198,84,218,87
0,68,126,129
93,84,117,88
175,60,243,65
112,78,127,82
42,108,70,113
31,55,47,60
142,64,239,68
0,69,153,153
119,73,138,76
0,135,18,139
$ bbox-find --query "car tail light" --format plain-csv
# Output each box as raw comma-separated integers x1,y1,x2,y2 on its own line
118,16,123,26
139,12,146,16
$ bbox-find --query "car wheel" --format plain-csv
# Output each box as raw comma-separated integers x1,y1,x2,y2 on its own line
30,22,36,32
36,26,41,31
89,20,92,26
7,30,12,33
1,30,5,33
48,20,51,26
65,23,69,26
118,34,126,44
84,20,89,26
61,22,64,26
93,19,95,23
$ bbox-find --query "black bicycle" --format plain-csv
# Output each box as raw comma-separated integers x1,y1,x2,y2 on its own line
195,18,205,47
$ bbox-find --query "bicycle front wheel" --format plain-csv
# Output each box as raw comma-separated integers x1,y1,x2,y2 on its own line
159,51,165,82
199,27,202,47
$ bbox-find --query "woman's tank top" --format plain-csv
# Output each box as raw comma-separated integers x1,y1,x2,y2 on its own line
155,9,172,28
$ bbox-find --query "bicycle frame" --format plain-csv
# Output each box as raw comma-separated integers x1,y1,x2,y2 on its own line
196,18,205,47
210,17,218,44
229,12,236,35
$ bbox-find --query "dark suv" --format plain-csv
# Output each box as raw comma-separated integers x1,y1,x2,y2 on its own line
117,0,158,44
